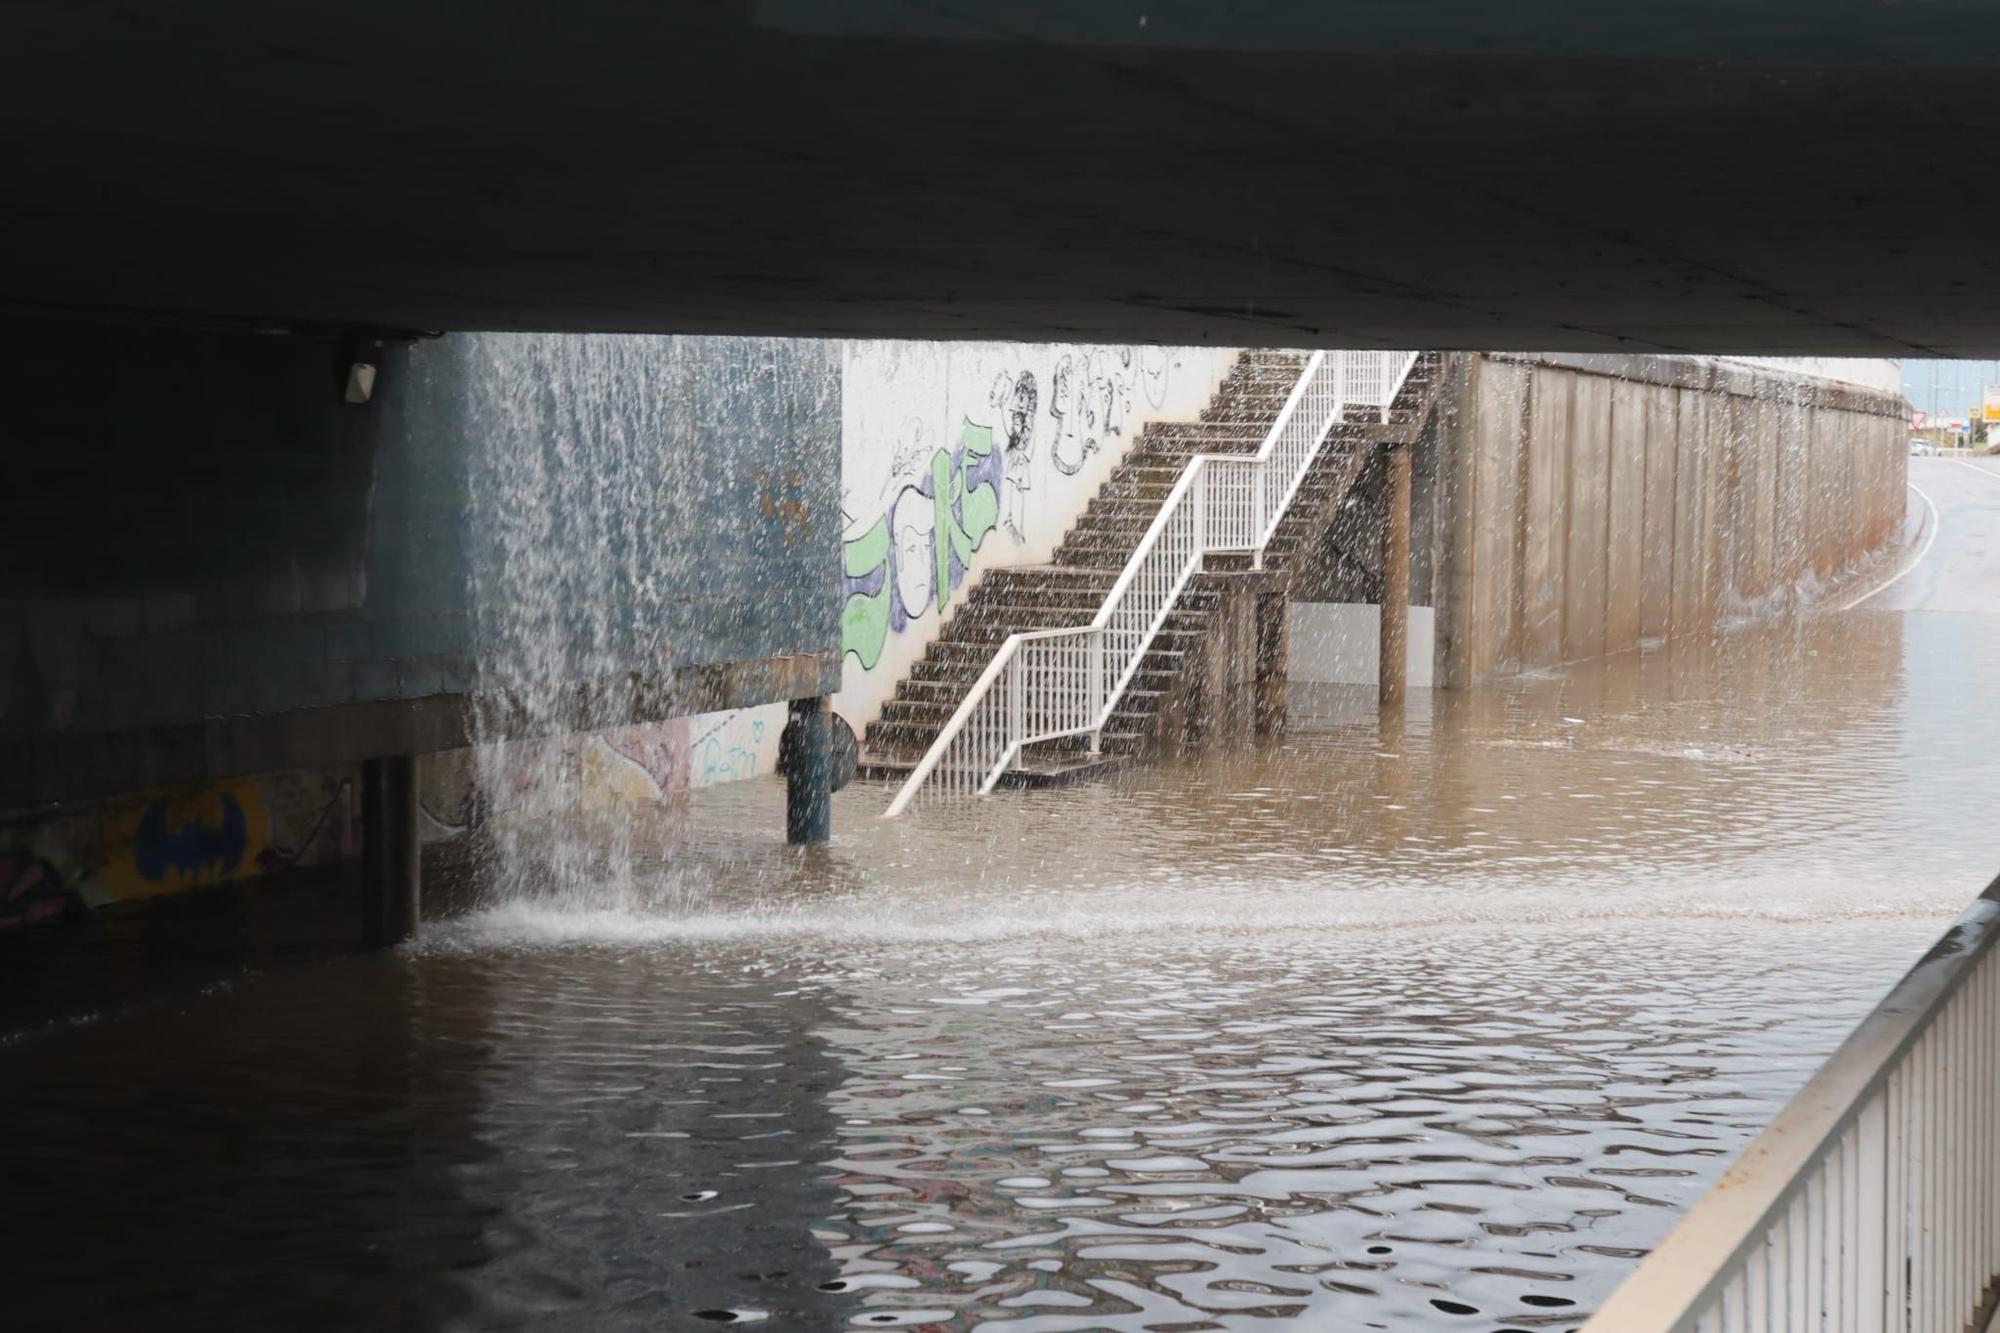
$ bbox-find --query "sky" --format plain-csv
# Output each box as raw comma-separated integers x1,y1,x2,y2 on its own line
1902,361,2000,420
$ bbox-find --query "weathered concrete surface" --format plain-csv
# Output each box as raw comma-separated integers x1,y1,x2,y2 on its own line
13,3,2000,351
0,326,841,808
1432,354,1907,683
1151,572,1287,756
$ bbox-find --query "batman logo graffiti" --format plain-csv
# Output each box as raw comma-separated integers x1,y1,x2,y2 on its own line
132,793,250,883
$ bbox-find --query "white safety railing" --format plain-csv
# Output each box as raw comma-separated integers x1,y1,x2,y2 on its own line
1584,874,2000,1333
883,348,1418,816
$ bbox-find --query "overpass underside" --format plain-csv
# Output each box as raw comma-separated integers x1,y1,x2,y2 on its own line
6,0,2000,354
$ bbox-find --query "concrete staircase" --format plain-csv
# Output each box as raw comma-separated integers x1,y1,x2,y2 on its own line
859,349,1447,782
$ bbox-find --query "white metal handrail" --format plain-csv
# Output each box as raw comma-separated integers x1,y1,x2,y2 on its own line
883,348,1418,817
1585,873,2000,1332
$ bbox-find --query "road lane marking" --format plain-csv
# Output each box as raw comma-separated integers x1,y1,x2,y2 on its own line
1948,455,2000,481
1839,480,1939,611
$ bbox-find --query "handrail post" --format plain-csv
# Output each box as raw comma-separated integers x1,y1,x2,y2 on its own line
1194,461,1208,554
1087,628,1104,754
1008,656,1024,759
1251,461,1265,571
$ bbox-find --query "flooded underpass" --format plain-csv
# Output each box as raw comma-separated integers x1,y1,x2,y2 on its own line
8,460,1996,1331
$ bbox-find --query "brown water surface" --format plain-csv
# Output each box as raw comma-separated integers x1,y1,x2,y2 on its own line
7,464,1993,1330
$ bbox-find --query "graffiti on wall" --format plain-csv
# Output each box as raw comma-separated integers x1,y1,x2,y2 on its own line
994,370,1038,541
840,345,1185,672
841,417,1003,670
0,771,359,930
693,711,773,787
118,786,259,895
413,707,778,840
101,780,270,901
1049,348,1165,476
0,851,84,929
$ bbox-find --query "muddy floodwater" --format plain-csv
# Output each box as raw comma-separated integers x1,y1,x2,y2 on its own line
9,472,1998,1330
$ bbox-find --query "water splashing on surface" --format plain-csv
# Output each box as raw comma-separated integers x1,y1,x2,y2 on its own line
446,333,835,912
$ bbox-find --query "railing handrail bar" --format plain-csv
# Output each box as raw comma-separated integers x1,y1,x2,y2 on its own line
1092,351,1325,626
1091,456,1211,631
1255,351,1350,551
880,631,1029,818
1582,871,2000,1331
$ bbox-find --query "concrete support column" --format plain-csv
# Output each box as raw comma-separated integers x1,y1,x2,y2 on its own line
783,696,832,845
361,754,419,947
1379,443,1413,708
1254,591,1289,739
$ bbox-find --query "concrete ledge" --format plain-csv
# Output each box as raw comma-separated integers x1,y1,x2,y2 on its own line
1,650,839,812
1485,352,1909,418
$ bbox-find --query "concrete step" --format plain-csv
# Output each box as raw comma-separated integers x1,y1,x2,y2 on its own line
1207,550,1300,574
964,590,1115,615
1055,542,1144,567
888,658,1183,709
1093,467,1351,506
875,687,1167,731
1222,365,1306,388
907,634,1199,681
1104,464,1196,487
1145,421,1270,445
978,566,1123,592
1087,469,1349,514
935,607,1211,648
970,588,1220,617
857,747,1128,788
1126,443,1265,466
866,706,1154,756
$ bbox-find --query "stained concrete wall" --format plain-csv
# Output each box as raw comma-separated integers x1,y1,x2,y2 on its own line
0,324,842,809
1289,604,1436,689
1432,353,1908,686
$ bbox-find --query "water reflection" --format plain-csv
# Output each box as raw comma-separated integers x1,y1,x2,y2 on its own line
3,955,498,1330
806,924,1914,1329
7,608,1994,1328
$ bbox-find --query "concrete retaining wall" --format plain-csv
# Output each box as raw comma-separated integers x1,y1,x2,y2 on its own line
1432,353,1909,686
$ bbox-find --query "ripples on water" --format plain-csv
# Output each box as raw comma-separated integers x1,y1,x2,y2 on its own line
6,612,1995,1329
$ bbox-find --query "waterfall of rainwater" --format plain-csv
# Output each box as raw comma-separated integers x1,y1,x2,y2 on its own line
456,334,692,910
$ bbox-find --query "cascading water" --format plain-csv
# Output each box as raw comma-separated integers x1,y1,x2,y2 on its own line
458,334,681,910
434,332,838,911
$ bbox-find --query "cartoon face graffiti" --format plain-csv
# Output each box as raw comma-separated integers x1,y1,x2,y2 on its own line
892,492,936,621
1004,372,1037,458
1140,346,1170,407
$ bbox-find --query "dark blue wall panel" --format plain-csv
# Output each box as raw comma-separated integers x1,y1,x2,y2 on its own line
0,324,840,795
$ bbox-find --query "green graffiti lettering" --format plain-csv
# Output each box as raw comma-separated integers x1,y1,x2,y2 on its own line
840,516,893,670
932,420,1001,614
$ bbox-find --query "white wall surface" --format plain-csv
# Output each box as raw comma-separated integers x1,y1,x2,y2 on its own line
1290,602,1436,689
835,341,1240,731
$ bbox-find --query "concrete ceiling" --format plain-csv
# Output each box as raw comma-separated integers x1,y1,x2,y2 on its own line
9,1,2000,354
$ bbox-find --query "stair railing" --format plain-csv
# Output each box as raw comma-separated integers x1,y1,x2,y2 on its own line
882,348,1418,817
